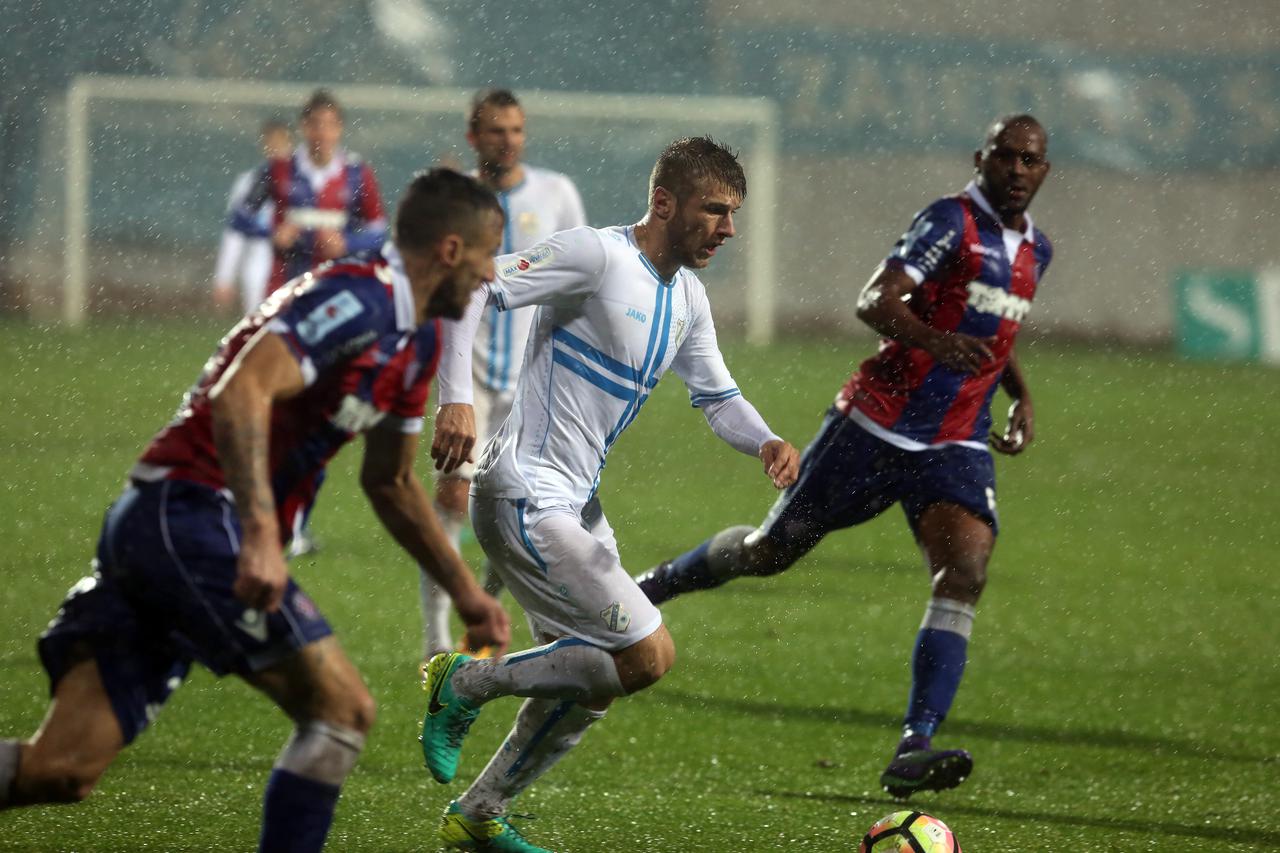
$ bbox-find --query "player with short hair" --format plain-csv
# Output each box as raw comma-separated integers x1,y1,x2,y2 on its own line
0,169,512,853
636,115,1054,799
419,136,800,852
213,118,294,314
421,88,587,661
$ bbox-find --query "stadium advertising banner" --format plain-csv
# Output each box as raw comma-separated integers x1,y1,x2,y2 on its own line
717,27,1280,171
1174,270,1280,365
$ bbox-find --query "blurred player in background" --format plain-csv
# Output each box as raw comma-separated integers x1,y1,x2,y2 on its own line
421,88,587,662
230,88,389,557
230,88,388,302
0,170,511,853
419,137,799,852
213,118,293,314
637,115,1053,799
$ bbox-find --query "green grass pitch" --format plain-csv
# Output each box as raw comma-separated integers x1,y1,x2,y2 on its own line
0,318,1276,851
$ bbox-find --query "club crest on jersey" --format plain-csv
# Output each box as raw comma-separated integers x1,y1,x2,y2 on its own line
501,245,553,278
966,280,1032,322
297,291,364,344
600,602,631,633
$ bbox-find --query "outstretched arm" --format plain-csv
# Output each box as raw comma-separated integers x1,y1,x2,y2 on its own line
362,422,510,653
209,330,306,612
990,346,1034,455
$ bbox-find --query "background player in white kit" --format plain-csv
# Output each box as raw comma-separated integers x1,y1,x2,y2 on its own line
419,137,800,852
421,89,587,661
212,118,293,314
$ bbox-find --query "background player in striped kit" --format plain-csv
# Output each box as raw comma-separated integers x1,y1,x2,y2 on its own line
421,89,587,661
213,118,293,315
419,137,799,851
637,115,1053,800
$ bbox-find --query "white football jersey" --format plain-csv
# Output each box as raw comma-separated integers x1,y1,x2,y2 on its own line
472,165,587,392
438,225,742,512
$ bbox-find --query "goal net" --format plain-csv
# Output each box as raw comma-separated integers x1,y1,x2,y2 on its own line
43,75,779,341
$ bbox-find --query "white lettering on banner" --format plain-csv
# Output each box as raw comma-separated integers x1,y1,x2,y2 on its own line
966,281,1032,322
1186,281,1251,355
330,394,387,433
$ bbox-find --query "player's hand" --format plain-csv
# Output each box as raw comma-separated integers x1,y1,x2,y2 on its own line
232,527,290,613
927,332,996,375
430,403,477,473
453,588,511,657
760,439,799,489
273,222,302,251
991,397,1034,455
314,229,348,261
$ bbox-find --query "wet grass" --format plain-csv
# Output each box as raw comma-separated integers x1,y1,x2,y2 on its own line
0,319,1277,851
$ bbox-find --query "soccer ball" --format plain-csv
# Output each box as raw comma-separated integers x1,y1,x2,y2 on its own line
858,810,960,853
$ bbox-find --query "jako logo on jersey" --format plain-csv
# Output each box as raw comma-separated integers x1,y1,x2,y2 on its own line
297,291,364,344
966,281,1032,322
626,307,647,323
501,245,553,278
329,394,387,433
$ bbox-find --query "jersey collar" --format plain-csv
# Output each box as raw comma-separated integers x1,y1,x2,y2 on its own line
295,145,347,194
964,180,1035,243
380,242,418,331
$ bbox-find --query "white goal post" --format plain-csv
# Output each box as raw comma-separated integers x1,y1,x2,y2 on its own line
62,74,780,342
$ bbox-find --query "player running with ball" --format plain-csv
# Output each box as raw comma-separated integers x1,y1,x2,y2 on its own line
638,114,1054,799
421,137,799,851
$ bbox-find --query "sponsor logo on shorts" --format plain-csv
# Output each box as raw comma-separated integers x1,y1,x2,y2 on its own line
235,608,270,643
600,602,631,633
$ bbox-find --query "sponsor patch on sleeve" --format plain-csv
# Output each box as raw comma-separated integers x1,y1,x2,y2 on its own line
296,291,365,344
500,245,554,278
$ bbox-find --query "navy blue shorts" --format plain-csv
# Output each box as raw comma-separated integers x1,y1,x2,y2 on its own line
759,410,998,555
37,480,333,744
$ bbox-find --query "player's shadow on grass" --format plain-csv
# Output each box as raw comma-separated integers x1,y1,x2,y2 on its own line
652,688,1266,765
761,790,1280,848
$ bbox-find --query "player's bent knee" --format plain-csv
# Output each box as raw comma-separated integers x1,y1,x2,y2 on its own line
740,530,802,577
614,626,676,694
932,562,988,602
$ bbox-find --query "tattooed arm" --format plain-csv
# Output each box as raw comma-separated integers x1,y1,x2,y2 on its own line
209,330,306,612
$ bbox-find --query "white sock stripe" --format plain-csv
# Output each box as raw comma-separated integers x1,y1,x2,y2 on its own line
275,721,365,786
920,597,977,639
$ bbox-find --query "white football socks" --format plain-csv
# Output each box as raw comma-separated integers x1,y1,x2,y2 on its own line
920,597,977,640
452,638,625,705
458,698,605,821
274,721,364,787
421,505,465,657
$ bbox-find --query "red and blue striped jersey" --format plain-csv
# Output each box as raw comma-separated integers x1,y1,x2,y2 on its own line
838,182,1053,448
230,146,388,294
133,247,437,544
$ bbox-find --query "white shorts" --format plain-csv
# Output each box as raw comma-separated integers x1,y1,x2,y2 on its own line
443,385,516,482
470,496,662,652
